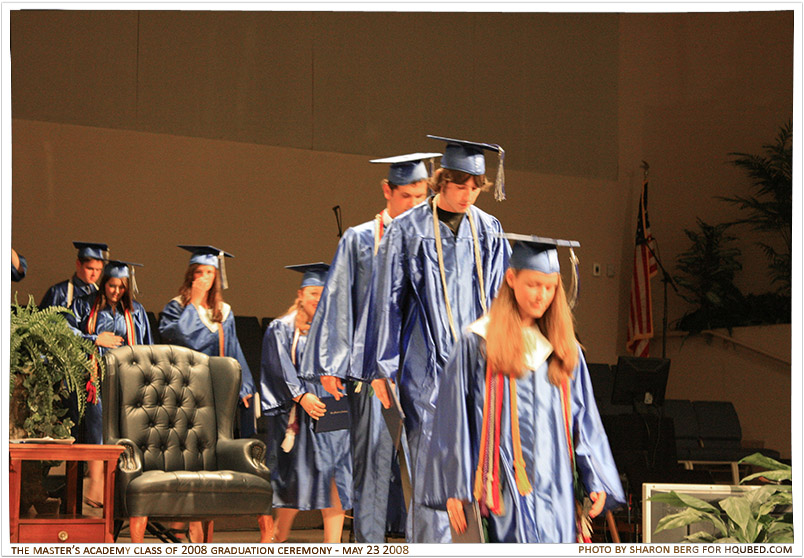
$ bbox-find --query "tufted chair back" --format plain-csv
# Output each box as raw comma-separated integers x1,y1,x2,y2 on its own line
102,344,273,542
104,344,241,473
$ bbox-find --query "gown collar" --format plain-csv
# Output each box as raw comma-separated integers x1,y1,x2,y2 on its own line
468,315,554,370
173,296,231,332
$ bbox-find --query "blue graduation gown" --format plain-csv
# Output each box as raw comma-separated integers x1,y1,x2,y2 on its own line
362,200,510,542
301,217,406,542
260,311,353,511
158,298,255,401
40,275,98,308
11,254,27,282
71,292,153,444
423,317,625,543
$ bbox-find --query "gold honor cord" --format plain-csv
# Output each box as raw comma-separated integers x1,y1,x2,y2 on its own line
431,195,487,342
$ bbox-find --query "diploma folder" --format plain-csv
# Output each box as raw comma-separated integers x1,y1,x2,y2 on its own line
380,378,412,509
313,396,351,433
380,379,405,449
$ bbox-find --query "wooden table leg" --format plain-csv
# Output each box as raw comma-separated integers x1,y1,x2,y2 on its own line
103,460,117,542
9,458,22,543
66,460,79,515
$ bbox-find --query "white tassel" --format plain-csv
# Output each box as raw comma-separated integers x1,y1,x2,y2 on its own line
281,405,298,453
568,247,580,309
129,265,139,297
280,432,296,453
493,147,506,202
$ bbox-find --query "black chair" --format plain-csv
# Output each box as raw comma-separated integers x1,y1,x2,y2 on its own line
146,311,161,345
234,315,263,388
103,344,273,543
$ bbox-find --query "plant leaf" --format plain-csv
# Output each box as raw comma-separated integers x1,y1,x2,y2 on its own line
685,531,717,543
740,452,791,471
655,508,716,534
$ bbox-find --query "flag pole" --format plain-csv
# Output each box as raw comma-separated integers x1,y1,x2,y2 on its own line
639,161,679,359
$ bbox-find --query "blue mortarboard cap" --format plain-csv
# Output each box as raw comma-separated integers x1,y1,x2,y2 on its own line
285,262,330,288
178,245,234,289
73,241,109,260
370,152,442,186
103,259,143,296
427,135,506,201
104,259,142,278
504,234,580,274
178,245,234,268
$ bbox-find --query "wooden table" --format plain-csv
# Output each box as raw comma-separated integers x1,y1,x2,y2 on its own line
9,443,124,543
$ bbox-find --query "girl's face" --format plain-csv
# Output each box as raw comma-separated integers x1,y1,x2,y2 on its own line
105,277,127,305
299,286,324,320
506,268,558,325
438,177,482,213
193,265,217,292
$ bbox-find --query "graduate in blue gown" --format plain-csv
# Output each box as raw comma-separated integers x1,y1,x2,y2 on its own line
39,241,107,308
11,248,27,282
363,136,511,543
423,235,625,543
158,245,256,432
301,153,436,543
70,260,153,508
260,263,353,544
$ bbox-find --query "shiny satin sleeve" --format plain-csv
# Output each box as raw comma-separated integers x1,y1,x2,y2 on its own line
39,283,61,309
132,302,153,345
422,330,479,509
363,221,408,382
11,254,26,282
259,318,304,413
223,312,255,398
157,299,202,347
71,292,97,340
301,227,363,381
571,349,626,510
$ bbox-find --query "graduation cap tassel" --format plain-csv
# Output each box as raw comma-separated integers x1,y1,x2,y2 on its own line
219,251,229,290
567,247,580,310
494,148,506,202
129,265,139,297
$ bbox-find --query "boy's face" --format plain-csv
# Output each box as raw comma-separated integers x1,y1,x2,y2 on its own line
384,180,429,218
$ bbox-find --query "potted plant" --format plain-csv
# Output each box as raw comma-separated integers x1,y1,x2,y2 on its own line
719,120,792,297
650,453,793,543
9,294,102,514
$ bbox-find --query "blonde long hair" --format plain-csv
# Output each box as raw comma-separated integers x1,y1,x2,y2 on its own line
281,290,313,333
484,269,578,386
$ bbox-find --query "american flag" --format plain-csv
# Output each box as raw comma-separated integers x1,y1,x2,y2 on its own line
627,179,658,357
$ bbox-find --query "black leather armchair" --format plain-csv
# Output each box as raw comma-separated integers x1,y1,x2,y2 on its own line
103,344,273,543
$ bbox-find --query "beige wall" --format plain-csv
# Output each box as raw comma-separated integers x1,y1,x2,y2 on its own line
8,10,793,456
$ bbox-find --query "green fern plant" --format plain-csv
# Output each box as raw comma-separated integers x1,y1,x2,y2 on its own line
10,294,102,439
650,453,793,543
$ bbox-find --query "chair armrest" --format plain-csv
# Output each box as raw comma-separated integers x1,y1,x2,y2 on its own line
106,438,143,519
216,438,271,481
